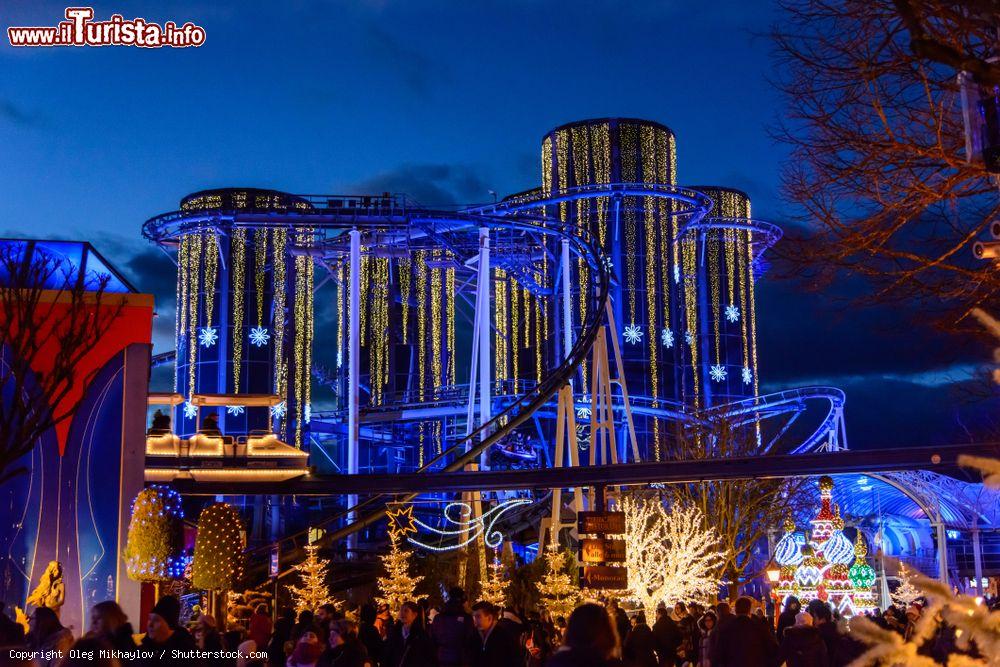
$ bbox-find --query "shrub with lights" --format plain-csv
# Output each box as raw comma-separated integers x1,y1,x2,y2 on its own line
124,486,189,582
192,503,246,592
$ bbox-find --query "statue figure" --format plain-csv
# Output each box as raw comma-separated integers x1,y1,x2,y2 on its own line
26,561,65,616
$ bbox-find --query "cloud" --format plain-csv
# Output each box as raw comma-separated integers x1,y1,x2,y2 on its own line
351,162,491,207
0,99,45,127
363,24,445,95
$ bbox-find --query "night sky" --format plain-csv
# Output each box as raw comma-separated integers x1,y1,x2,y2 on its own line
2,0,996,448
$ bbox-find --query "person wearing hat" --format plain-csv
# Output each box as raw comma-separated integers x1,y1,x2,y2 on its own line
140,595,196,665
777,611,829,667
429,586,473,667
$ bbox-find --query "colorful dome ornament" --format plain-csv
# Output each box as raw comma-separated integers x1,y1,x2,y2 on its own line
774,518,803,566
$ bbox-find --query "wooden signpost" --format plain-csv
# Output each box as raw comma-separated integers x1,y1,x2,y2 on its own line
578,510,628,589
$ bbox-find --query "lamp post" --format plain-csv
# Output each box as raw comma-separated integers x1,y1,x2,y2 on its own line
765,562,781,631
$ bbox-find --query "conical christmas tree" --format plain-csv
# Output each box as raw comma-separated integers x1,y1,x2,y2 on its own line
891,561,922,607
478,549,508,608
287,545,334,613
536,546,578,620
376,532,423,615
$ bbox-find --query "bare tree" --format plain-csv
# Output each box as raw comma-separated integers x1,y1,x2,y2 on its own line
663,420,809,597
0,243,125,484
772,0,1000,330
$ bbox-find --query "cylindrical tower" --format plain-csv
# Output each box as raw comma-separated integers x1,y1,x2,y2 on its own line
680,186,760,408
539,118,683,457
172,188,315,447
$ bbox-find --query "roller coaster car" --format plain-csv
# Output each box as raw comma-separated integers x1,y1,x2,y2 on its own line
187,432,230,457
495,434,537,462
243,431,309,459
145,430,181,456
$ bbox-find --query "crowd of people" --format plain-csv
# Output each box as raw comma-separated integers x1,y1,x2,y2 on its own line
2,589,994,667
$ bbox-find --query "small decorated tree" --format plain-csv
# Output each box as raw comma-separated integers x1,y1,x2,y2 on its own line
376,531,423,615
124,486,187,583
287,545,335,613
478,549,508,608
192,502,245,623
536,546,578,620
891,561,922,608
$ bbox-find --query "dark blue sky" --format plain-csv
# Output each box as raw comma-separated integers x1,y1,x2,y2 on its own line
2,0,994,447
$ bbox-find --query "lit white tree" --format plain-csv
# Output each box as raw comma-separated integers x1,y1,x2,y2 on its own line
286,545,334,613
891,561,922,608
536,546,579,620
621,495,723,619
376,532,423,615
478,549,508,608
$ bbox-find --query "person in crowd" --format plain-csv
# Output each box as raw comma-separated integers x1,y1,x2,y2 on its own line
606,599,631,649
383,601,436,667
469,600,520,667
777,597,801,641
708,602,733,663
270,608,298,667
651,604,680,666
553,616,567,645
318,618,369,667
429,587,472,667
288,628,325,667
524,621,552,667
777,611,828,667
195,613,224,652
548,603,623,667
711,596,778,667
904,603,922,642
696,611,716,667
26,606,73,667
60,637,121,667
806,600,864,667
671,602,696,666
356,604,383,666
139,595,196,666
375,604,393,641
295,610,317,642
497,607,525,641
622,611,657,667
88,600,137,654
316,604,340,639
247,604,272,654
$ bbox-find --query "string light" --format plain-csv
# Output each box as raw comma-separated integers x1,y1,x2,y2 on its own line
593,122,610,247
511,277,519,382
641,125,660,414
191,503,245,592
204,231,218,331
336,263,344,368
272,228,287,404
416,250,427,404
175,236,189,393
255,229,267,327
187,232,202,398
124,486,188,582
231,228,246,393
431,252,442,394
494,268,508,393
682,236,699,408
621,123,638,325
399,258,411,344
709,232,721,368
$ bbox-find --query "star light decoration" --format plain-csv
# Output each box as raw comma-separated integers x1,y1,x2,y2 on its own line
183,402,197,420
270,401,286,419
710,364,728,382
623,325,643,345
198,326,219,348
742,366,753,385
226,405,245,416
249,326,270,347
725,304,740,323
661,328,674,348
387,505,418,541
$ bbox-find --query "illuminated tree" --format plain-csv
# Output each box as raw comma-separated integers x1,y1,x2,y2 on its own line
0,243,125,484
664,420,807,597
771,0,1000,329
891,561,922,608
622,494,723,619
478,549,508,608
376,532,423,615
124,486,187,583
536,546,578,620
287,545,334,613
192,503,245,592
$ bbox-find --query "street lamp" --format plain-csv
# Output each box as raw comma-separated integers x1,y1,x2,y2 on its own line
765,562,781,631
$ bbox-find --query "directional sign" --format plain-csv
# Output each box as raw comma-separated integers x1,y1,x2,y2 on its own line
580,538,627,564
580,565,629,589
578,511,625,535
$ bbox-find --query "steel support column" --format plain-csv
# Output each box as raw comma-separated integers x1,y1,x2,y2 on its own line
347,229,361,551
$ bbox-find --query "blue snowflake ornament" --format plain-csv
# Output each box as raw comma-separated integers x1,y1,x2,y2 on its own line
249,326,270,347
198,326,218,348
710,364,728,382
623,325,643,345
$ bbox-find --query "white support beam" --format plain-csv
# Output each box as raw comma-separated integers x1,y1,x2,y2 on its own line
477,227,492,469
347,230,361,547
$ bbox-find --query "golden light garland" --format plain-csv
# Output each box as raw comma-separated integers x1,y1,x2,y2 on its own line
510,278,519,382
272,228,287,401
431,253,442,394
709,233,721,365
447,261,456,386
370,256,390,405
415,251,427,404
254,230,267,327
556,129,569,222
737,232,750,380
399,258,411,344
494,268,508,393
231,228,246,393
682,237,699,407
541,136,553,196
191,503,245,592
204,231,218,328
187,232,202,397
292,229,314,447
336,263,344,368
593,122,611,247
748,232,759,396
641,125,660,409
175,236,189,393
621,123,639,325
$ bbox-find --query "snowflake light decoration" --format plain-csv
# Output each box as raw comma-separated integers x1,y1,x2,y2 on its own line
270,401,286,419
226,405,245,416
673,264,680,284
183,402,197,420
660,328,674,348
249,326,270,347
602,255,614,271
198,326,218,348
684,331,693,345
742,366,753,385
710,365,727,382
623,325,643,345
304,404,312,424
576,405,592,420
725,304,740,323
